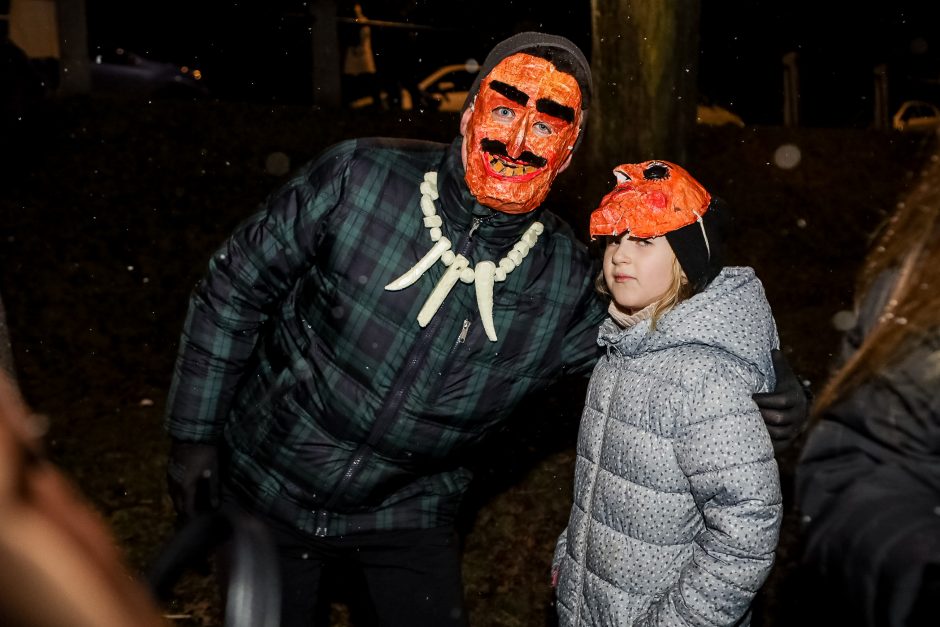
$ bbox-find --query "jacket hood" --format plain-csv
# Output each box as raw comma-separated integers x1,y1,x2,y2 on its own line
598,267,778,381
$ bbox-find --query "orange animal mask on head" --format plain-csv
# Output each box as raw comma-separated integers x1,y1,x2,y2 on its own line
462,53,583,214
589,160,712,238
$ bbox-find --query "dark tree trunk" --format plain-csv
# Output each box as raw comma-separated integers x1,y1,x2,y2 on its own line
584,0,700,204
309,0,341,108
56,0,90,94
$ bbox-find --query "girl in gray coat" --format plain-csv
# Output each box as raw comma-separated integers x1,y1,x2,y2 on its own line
553,161,783,626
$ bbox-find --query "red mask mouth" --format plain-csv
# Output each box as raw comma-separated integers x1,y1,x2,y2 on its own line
481,142,547,181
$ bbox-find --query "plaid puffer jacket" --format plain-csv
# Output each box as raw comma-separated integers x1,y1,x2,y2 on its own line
165,136,606,536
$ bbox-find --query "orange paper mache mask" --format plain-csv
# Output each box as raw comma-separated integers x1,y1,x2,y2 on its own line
463,53,583,214
589,160,712,238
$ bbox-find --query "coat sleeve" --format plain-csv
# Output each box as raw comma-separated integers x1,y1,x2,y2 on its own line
164,141,354,442
638,357,783,627
797,419,940,627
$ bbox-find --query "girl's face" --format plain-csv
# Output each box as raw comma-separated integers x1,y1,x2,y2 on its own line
603,235,677,314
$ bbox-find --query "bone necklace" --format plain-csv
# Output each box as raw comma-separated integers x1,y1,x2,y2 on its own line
384,171,543,342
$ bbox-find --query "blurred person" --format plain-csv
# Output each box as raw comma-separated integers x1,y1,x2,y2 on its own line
164,32,808,627
795,149,940,627
553,161,782,626
0,370,166,627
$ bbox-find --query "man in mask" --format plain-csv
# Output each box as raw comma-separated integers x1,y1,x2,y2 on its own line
165,32,807,627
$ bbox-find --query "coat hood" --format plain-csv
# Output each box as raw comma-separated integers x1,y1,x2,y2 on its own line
598,266,778,383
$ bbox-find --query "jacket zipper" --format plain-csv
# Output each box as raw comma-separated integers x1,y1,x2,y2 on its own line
425,215,493,401
314,215,487,535
456,319,471,344
426,317,473,402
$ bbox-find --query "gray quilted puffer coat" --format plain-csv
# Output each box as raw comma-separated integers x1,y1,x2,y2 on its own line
554,267,783,627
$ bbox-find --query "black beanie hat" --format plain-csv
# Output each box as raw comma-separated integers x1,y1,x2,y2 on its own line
664,196,731,293
461,32,592,146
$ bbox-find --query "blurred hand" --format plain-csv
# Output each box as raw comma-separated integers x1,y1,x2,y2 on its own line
0,372,165,627
752,349,810,453
166,438,220,523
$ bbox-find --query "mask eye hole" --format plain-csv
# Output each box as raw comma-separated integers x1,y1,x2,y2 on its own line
643,163,670,180
614,170,630,184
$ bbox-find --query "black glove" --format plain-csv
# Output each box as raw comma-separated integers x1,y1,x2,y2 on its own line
752,349,810,453
166,438,221,523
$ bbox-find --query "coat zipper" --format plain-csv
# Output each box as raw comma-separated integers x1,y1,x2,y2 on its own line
315,215,487,534
456,319,472,344
426,214,494,401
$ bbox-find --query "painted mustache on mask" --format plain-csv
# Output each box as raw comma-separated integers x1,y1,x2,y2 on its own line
480,139,549,169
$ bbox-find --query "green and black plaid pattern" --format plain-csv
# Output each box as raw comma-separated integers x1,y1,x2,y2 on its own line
165,137,606,536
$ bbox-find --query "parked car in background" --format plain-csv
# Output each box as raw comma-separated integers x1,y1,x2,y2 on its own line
892,100,940,132
349,62,479,112
412,63,479,112
352,63,747,130
696,103,745,127
90,48,207,98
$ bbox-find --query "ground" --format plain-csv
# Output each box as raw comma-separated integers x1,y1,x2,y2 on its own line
0,95,936,626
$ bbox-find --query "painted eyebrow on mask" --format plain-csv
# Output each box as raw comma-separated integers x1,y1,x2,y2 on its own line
490,81,529,106
536,98,575,123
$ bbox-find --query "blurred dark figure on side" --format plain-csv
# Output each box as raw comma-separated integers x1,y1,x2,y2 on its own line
796,143,940,627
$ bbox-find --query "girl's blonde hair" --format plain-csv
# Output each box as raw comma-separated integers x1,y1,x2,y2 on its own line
812,152,940,418
595,251,695,330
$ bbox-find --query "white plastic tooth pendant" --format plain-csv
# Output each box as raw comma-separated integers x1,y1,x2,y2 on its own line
386,171,545,335
417,255,469,326
474,261,498,341
385,237,452,291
